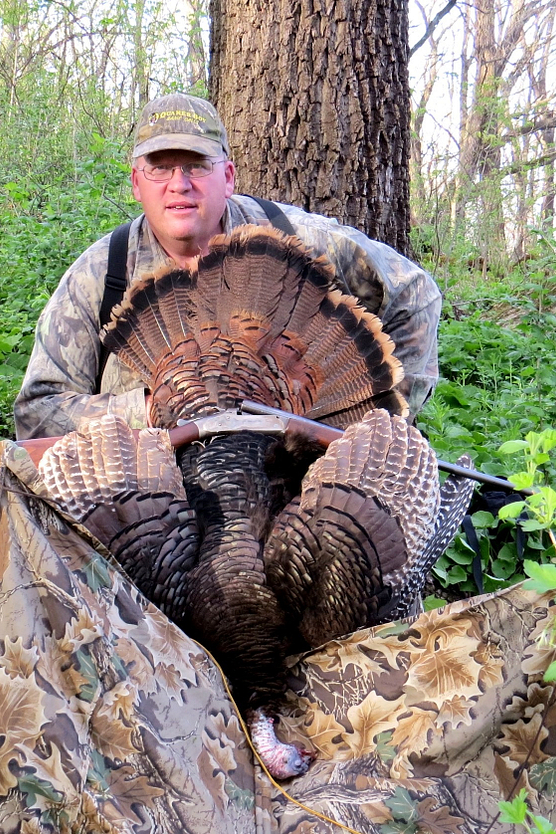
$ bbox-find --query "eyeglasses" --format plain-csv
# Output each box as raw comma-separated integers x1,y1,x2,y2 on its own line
137,158,225,181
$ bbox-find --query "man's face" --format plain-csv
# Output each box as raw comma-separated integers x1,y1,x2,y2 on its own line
131,149,235,259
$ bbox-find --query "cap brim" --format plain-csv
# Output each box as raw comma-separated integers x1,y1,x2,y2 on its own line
133,134,226,158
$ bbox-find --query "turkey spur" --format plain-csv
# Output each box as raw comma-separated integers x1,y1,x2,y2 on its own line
38,226,474,779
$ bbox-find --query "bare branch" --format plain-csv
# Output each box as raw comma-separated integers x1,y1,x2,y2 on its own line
503,149,556,176
502,114,556,140
410,0,458,57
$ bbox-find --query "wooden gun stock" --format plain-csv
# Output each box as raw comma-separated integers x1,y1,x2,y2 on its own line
15,435,64,468
15,422,203,468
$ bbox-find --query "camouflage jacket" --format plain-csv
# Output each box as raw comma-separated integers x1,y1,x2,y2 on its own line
14,196,442,439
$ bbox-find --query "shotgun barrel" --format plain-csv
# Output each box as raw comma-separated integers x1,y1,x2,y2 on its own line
239,399,533,496
14,402,533,497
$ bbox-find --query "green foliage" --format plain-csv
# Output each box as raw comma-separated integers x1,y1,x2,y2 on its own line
0,135,138,436
0,0,210,437
417,235,556,597
497,430,556,556
499,788,555,833
419,319,556,468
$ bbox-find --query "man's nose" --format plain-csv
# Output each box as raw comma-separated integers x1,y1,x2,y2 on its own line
168,166,193,188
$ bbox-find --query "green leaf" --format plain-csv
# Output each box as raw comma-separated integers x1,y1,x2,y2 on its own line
498,501,527,520
447,546,475,565
531,814,556,834
445,424,472,438
539,429,556,453
544,662,556,683
510,471,536,490
523,561,556,593
520,519,549,532
423,596,446,611
492,558,517,579
498,439,529,454
497,543,519,563
498,790,529,824
445,564,468,584
470,510,495,528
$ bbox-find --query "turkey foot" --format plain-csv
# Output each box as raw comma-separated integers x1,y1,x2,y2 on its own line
248,708,315,779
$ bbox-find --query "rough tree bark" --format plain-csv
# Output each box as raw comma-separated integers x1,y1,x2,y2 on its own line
209,0,412,256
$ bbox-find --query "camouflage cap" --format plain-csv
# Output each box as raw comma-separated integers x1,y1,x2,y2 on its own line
133,93,230,159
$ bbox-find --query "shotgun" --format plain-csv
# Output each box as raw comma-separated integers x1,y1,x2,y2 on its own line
14,402,532,496
238,399,534,496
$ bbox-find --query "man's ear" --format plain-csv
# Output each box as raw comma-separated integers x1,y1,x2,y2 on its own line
131,163,143,201
224,159,235,198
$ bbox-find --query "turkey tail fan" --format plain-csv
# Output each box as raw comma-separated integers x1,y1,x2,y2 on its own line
37,415,199,599
263,410,441,642
101,225,408,429
297,292,407,425
193,224,333,336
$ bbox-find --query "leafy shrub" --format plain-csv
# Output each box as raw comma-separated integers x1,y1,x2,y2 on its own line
0,136,138,437
418,239,556,597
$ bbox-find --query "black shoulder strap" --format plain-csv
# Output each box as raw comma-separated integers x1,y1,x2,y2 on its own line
245,195,296,236
461,515,484,595
96,222,132,393
99,222,132,328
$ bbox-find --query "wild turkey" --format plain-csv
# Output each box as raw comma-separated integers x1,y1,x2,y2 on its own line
38,226,475,779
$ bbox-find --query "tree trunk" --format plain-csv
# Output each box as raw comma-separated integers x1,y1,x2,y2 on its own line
209,0,412,256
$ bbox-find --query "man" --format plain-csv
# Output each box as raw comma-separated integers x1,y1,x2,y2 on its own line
14,93,442,440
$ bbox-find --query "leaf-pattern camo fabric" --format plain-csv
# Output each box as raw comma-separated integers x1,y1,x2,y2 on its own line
1,438,556,833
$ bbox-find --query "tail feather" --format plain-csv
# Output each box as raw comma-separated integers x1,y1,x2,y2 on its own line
208,226,332,338
154,267,197,340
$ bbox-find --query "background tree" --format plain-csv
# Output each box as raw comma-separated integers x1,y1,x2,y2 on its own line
409,0,556,272
209,0,413,255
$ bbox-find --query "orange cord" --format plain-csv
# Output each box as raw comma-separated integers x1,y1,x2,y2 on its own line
192,638,366,834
